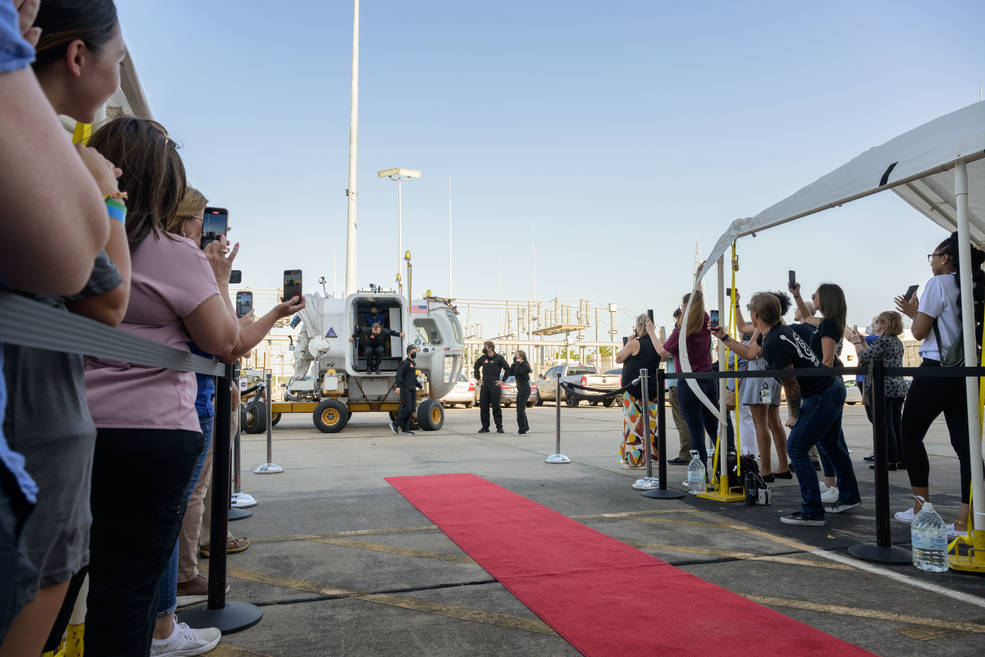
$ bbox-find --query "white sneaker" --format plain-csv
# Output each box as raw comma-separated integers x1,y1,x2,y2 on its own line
150,621,221,656
820,485,839,504
817,481,829,492
894,507,916,524
946,523,969,539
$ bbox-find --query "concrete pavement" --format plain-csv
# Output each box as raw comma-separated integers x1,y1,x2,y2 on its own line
196,403,985,657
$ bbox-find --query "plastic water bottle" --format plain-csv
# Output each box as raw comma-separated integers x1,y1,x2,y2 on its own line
687,450,706,495
911,501,948,573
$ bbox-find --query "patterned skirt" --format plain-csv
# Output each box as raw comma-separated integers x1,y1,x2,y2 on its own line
620,391,658,468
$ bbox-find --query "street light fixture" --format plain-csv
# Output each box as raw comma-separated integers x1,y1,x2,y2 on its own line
378,168,422,294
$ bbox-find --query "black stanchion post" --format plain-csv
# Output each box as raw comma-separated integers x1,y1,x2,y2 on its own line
633,369,659,490
644,367,685,499
847,359,910,564
179,364,263,632
546,372,570,463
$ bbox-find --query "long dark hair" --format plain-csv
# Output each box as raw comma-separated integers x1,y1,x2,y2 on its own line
88,118,186,252
936,232,985,347
815,283,847,338
32,0,119,71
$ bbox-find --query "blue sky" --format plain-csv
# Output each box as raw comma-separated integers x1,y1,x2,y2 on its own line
116,0,985,337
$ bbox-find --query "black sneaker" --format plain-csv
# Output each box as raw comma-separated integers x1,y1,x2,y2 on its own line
401,429,415,436
389,422,398,434
761,474,775,483
863,454,875,462
667,457,690,466
496,428,505,433
477,428,490,433
780,512,825,526
773,470,793,479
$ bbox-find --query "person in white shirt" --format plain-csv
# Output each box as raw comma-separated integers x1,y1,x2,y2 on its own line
894,233,984,539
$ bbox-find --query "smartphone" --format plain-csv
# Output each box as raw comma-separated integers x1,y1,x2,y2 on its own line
647,308,654,323
235,291,253,318
229,270,242,285
788,270,797,288
710,309,720,328
201,207,228,249
904,284,919,301
283,270,302,302
725,287,732,298
622,336,629,347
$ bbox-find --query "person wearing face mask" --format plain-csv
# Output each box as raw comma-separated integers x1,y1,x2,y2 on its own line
350,322,405,374
391,345,422,435
508,350,532,435
473,341,511,434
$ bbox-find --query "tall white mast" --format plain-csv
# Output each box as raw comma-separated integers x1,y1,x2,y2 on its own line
343,0,360,295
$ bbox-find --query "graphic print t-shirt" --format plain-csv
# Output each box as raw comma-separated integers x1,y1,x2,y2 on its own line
760,325,832,397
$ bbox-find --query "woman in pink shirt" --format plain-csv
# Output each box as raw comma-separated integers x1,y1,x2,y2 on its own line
83,117,238,657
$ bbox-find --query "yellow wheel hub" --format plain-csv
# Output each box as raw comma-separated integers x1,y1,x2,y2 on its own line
431,407,441,423
322,409,340,425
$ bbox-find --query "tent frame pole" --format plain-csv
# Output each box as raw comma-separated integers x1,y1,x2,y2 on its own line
954,161,985,568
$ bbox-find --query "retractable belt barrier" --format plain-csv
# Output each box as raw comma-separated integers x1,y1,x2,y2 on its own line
559,379,632,401
0,292,263,633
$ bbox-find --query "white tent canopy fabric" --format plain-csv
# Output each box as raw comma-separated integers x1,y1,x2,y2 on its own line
699,102,985,279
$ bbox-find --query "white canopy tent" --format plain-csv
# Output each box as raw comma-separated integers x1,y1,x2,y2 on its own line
680,102,985,517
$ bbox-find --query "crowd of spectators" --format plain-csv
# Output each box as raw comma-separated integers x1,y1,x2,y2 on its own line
0,2,303,655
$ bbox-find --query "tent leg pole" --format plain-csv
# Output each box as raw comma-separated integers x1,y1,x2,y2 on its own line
955,161,985,564
717,255,728,487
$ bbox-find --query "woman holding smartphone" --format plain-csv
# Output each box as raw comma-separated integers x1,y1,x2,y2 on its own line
616,314,660,467
893,233,985,539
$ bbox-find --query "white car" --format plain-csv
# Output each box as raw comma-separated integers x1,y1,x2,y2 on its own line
442,374,476,408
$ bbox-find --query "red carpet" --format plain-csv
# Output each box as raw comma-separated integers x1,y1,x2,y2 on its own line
386,473,875,657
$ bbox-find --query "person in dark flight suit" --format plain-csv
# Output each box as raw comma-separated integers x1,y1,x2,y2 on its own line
507,350,532,435
473,340,510,433
350,323,404,373
391,345,421,435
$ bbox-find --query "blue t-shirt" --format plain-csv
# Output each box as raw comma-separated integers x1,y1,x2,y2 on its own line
0,6,39,503
189,343,216,418
364,311,387,328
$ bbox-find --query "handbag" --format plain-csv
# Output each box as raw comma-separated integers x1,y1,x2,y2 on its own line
932,318,964,367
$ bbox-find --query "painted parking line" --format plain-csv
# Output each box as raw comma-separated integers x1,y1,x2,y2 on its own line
210,645,275,657
625,540,854,571
746,594,985,635
226,568,555,636
250,525,439,544
309,537,476,564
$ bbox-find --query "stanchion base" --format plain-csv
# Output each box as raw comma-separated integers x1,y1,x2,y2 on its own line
696,490,745,503
642,487,686,499
228,507,252,521
948,554,985,572
545,453,571,464
178,601,262,634
846,543,911,564
632,477,659,490
254,463,283,474
231,492,257,509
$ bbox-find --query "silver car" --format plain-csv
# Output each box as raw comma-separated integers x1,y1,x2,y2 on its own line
500,376,540,407
441,373,476,408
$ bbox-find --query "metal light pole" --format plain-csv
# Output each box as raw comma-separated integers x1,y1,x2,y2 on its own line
378,168,421,296
344,0,359,296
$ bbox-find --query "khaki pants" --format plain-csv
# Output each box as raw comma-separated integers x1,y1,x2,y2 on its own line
669,386,691,461
178,384,239,580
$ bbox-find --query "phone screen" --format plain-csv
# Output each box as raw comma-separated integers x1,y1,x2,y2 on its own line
622,336,629,346
235,291,253,318
283,270,302,301
710,309,719,327
201,207,228,249
229,270,242,285
904,284,919,301
647,308,654,322
788,270,797,287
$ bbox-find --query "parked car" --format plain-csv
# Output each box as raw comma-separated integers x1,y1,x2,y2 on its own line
534,364,621,407
442,373,475,408
500,376,540,407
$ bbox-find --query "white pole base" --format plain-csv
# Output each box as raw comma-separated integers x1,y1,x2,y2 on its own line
254,463,284,474
545,453,571,464
632,477,660,490
231,492,257,509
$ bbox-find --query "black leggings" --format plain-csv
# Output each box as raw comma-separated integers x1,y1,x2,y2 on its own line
901,361,973,503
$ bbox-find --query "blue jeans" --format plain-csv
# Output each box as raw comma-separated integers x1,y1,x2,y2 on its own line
676,377,734,470
786,378,860,519
155,416,213,617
